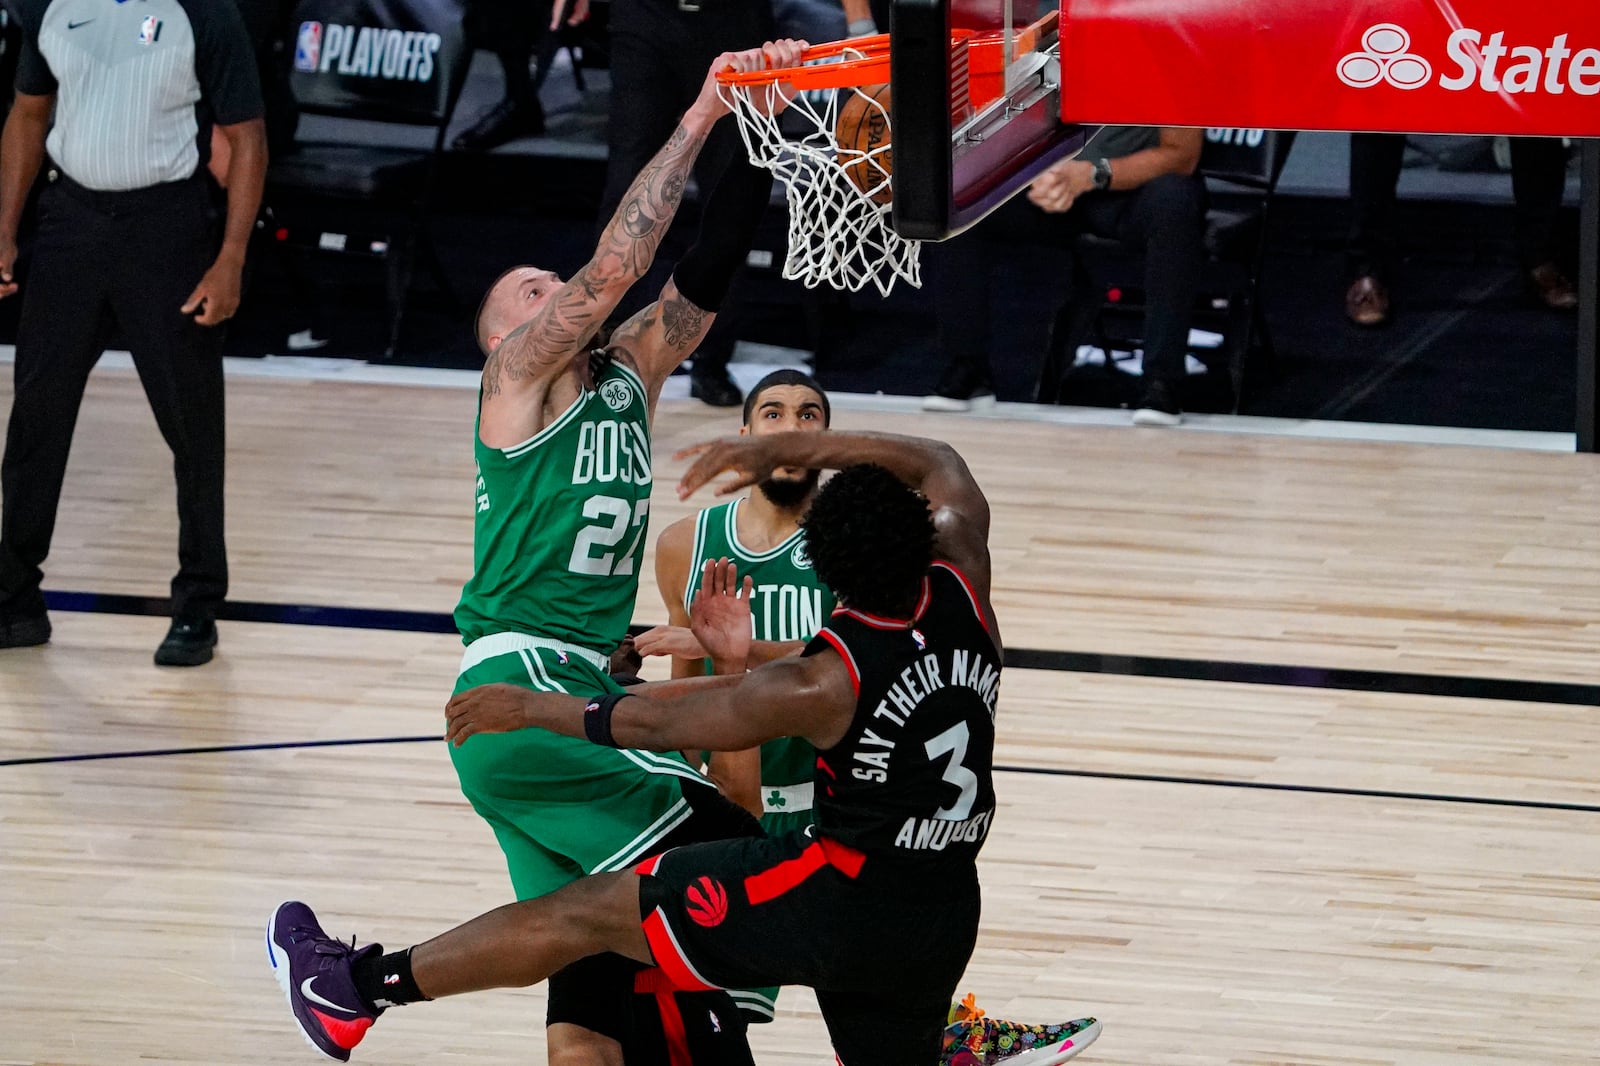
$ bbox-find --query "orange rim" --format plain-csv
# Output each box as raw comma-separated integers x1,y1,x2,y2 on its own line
714,17,1053,93
715,35,891,91
715,32,978,92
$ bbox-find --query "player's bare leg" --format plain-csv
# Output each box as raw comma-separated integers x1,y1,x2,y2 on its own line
547,1025,625,1066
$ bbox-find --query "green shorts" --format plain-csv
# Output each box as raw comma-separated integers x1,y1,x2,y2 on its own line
449,637,714,900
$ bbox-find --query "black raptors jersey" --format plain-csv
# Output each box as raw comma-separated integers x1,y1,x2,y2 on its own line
801,563,1000,869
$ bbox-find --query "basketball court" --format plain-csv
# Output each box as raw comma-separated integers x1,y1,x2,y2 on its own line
2,0,1599,1062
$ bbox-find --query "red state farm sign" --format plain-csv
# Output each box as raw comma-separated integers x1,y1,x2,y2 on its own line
1058,0,1600,137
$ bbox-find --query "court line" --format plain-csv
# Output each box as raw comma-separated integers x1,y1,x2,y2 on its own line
993,765,1600,814
0,736,441,766
1003,647,1600,707
1,736,1594,814
41,590,1600,707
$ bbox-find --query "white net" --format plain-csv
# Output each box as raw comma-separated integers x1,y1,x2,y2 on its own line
717,65,921,297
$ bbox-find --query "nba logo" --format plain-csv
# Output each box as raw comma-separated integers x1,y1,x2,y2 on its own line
137,15,160,44
295,21,322,72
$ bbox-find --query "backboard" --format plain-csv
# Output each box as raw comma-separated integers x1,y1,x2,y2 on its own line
888,0,1088,240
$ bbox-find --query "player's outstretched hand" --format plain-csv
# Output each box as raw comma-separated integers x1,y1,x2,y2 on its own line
446,683,544,746
697,39,810,121
635,625,708,661
690,558,754,674
676,435,784,499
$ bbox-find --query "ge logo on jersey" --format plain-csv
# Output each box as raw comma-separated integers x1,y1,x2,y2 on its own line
599,379,633,412
791,544,812,570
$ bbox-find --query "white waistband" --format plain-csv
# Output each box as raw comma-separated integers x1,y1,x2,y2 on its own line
761,781,815,815
459,632,610,677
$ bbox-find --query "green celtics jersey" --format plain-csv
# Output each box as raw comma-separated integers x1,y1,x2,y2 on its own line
687,498,835,831
455,362,653,653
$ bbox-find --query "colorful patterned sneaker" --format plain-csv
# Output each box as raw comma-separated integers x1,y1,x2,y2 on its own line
267,901,384,1061
941,993,1103,1065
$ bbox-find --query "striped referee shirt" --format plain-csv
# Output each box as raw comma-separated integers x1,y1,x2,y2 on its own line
11,0,262,191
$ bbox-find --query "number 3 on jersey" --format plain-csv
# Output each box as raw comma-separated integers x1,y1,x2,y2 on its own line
568,495,649,576
924,722,978,821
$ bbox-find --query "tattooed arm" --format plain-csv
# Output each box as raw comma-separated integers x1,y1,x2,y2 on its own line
477,44,791,414
603,280,717,413
479,116,715,409
606,39,804,407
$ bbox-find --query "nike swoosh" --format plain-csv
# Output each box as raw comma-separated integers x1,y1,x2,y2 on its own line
68,19,93,28
300,976,358,1015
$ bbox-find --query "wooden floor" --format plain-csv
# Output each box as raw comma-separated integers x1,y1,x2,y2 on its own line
2,366,1597,1065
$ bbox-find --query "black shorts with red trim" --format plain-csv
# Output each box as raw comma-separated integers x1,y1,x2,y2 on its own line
636,828,981,1066
546,780,766,1061
546,953,756,1066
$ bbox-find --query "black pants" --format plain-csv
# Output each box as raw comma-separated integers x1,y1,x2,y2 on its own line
1348,133,1570,279
599,0,775,373
0,170,228,619
928,172,1208,391
465,0,547,104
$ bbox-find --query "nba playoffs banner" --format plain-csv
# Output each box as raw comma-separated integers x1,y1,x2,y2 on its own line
291,0,466,120
1058,0,1600,137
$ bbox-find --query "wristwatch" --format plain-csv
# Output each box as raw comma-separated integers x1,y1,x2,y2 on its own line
1091,158,1113,190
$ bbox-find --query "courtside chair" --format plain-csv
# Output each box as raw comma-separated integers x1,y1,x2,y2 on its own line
1036,128,1297,411
265,0,472,359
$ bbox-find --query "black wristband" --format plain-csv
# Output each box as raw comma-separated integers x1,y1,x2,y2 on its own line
583,692,632,748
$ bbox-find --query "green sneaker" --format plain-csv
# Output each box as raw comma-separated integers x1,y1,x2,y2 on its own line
941,993,1102,1065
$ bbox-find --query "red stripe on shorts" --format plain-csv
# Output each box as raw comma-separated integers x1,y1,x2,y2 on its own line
635,970,693,1066
641,907,717,992
743,838,866,905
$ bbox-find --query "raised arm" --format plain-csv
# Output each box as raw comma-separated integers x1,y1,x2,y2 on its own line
608,39,805,403
678,431,994,614
481,106,718,399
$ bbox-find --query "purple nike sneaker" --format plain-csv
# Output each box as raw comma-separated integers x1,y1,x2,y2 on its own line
267,901,384,1061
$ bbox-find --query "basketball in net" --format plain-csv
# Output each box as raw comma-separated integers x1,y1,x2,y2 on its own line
716,37,920,295
835,83,892,206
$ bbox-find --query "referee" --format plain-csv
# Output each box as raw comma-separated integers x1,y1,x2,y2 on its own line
0,0,265,665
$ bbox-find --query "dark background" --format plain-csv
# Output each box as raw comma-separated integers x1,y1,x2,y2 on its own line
0,24,1584,433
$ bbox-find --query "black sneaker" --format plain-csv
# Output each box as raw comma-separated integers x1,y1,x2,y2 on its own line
923,361,996,413
1132,380,1183,427
450,97,546,152
155,616,218,667
689,366,743,407
267,901,385,1061
0,608,51,649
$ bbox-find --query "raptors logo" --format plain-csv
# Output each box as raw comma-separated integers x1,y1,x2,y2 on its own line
685,876,729,927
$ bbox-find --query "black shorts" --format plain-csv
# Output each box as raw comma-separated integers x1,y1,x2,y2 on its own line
546,782,766,1061
637,829,981,1066
547,953,755,1065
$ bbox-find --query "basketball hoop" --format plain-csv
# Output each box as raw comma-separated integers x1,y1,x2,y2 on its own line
715,37,917,297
